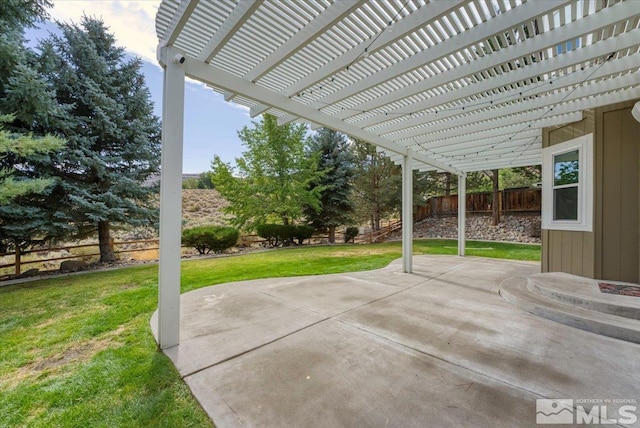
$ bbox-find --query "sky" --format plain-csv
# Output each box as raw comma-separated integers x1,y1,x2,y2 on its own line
29,0,257,173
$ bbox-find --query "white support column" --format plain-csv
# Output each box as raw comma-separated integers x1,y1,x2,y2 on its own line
158,49,185,349
458,173,466,257
402,153,413,273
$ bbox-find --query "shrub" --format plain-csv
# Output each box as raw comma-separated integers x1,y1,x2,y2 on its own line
182,226,239,254
344,226,359,243
294,225,314,245
257,224,315,246
182,177,199,189
256,224,280,247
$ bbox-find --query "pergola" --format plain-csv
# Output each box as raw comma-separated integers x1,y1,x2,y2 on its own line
154,0,640,348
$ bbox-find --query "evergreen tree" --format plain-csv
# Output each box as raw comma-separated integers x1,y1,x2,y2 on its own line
304,128,354,243
351,140,402,231
0,0,72,252
0,116,69,252
38,17,161,262
211,114,322,230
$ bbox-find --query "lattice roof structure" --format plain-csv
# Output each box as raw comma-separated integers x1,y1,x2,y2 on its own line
155,0,640,173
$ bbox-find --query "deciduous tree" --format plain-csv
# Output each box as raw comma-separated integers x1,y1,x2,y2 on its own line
211,114,322,230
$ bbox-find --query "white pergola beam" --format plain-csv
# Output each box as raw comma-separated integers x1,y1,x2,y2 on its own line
315,0,566,110
407,111,583,145
223,91,235,101
183,58,462,175
197,0,263,63
160,0,200,47
283,0,466,97
416,133,541,154
243,1,363,83
334,1,638,121
250,103,269,118
359,29,640,130
434,139,542,159
454,155,542,171
375,52,640,135
406,85,640,144
408,123,556,150
393,75,640,140
277,115,297,126
413,129,540,151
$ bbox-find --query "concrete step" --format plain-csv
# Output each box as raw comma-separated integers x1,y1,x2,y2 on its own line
527,276,640,320
499,277,640,344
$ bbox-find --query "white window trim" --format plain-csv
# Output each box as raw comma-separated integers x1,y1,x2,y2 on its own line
542,133,593,232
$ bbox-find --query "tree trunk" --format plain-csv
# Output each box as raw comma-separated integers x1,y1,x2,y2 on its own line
373,205,381,231
445,172,451,195
328,225,336,244
491,169,500,226
98,220,116,263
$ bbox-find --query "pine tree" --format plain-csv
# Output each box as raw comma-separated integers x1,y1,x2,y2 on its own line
38,17,161,262
304,128,354,243
0,0,72,252
211,114,322,230
351,140,402,231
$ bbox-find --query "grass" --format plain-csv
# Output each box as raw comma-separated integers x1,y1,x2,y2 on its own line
0,239,539,427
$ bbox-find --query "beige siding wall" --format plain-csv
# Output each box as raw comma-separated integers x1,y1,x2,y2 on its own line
542,110,595,277
595,103,640,283
542,101,640,283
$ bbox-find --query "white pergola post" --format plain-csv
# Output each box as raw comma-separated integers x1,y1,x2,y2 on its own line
402,153,413,273
458,173,466,257
158,48,185,349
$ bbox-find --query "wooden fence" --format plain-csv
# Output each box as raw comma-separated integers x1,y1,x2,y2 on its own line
0,232,355,279
415,188,541,219
0,239,160,278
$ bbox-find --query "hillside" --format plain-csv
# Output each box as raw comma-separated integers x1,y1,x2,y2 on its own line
181,189,230,228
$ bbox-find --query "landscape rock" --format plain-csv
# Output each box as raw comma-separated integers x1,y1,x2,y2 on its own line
59,260,89,273
387,214,541,244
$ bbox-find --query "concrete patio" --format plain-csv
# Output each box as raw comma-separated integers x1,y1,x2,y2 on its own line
151,256,640,427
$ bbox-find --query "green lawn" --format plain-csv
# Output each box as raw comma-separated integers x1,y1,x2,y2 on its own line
0,240,539,427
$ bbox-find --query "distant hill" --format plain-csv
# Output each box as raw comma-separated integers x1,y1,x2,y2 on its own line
181,189,229,228
143,173,205,187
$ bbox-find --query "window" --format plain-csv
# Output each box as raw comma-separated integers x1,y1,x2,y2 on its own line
542,134,593,231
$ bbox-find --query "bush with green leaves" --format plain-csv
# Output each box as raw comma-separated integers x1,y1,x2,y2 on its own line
182,226,239,254
294,225,314,245
257,224,315,247
344,226,359,243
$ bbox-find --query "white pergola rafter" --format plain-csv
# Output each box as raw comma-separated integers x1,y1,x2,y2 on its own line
371,51,640,136
153,0,640,348
409,113,583,149
390,75,640,141
359,29,640,131
159,0,200,47
282,0,466,98
196,0,263,63
243,0,364,83
307,0,568,114
183,55,461,175
329,0,638,123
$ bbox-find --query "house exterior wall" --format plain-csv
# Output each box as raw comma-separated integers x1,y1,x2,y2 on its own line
595,102,640,282
542,101,640,283
542,110,596,277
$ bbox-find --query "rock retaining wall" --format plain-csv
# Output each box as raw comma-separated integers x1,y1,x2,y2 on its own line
387,215,541,244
